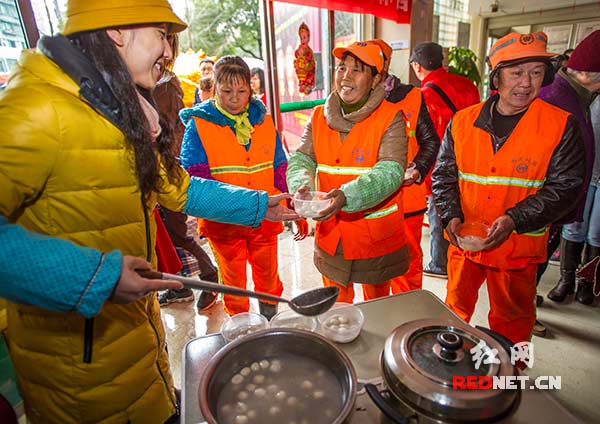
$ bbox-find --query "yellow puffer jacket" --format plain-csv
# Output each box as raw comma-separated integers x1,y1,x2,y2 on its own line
0,49,189,423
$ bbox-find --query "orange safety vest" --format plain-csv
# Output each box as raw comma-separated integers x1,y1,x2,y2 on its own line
312,101,406,260
452,98,569,269
397,88,428,215
193,115,283,238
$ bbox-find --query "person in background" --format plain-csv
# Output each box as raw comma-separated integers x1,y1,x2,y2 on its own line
194,58,215,104
0,0,297,421
154,34,219,312
368,39,440,293
432,32,585,344
550,48,574,74
180,56,308,319
196,76,215,103
251,67,267,104
410,41,480,279
287,41,409,303
542,30,600,307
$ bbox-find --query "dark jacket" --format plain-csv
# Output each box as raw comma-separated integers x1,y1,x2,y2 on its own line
538,69,596,223
385,76,440,184
432,94,585,234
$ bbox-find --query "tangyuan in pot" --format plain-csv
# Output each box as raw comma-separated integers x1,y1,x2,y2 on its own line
199,329,357,424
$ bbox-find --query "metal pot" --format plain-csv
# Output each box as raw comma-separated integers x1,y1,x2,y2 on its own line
366,319,521,423
198,328,357,423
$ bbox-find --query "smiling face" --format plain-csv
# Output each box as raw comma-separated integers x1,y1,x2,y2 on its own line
107,24,172,90
216,77,251,115
334,54,380,105
495,61,546,115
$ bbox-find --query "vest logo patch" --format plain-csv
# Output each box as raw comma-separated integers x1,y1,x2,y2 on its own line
512,156,538,173
352,148,372,164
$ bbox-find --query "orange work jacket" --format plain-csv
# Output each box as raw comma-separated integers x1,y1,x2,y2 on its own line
452,98,569,269
397,88,428,215
312,101,406,260
193,115,283,238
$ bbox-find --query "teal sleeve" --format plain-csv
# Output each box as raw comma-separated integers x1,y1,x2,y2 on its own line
183,176,268,228
286,151,317,194
0,216,122,318
341,161,404,212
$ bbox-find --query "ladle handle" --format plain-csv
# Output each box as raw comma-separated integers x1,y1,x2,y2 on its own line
136,270,290,305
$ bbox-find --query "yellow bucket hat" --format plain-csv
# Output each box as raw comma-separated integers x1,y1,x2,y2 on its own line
62,0,187,36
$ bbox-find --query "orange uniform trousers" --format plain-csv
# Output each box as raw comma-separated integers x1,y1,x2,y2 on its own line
322,276,391,303
208,229,283,316
445,245,537,344
390,214,424,294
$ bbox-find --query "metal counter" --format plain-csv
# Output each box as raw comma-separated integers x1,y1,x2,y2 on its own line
182,290,579,423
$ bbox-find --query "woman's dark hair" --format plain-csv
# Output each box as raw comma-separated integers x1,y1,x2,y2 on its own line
340,52,378,77
250,67,265,94
214,56,251,88
69,30,179,202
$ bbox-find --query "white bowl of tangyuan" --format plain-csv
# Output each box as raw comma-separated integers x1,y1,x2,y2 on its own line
221,312,269,343
269,309,318,332
293,191,330,218
318,302,364,343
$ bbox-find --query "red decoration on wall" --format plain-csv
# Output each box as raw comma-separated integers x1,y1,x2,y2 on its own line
275,0,412,24
294,22,316,95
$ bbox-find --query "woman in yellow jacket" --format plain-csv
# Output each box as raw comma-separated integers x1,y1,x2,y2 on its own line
0,1,296,423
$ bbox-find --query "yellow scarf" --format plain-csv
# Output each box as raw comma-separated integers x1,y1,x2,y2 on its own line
214,99,254,146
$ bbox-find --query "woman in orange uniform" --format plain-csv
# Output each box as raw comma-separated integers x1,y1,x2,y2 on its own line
286,42,409,302
180,56,307,318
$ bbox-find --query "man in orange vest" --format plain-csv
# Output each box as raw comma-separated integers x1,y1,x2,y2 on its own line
431,32,585,344
368,39,440,292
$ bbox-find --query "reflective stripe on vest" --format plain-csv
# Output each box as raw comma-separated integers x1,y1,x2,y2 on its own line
311,101,406,260
452,98,569,267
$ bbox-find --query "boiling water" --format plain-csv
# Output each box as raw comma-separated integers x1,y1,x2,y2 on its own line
216,354,344,424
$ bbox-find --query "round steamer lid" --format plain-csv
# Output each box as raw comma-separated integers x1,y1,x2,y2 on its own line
381,319,520,422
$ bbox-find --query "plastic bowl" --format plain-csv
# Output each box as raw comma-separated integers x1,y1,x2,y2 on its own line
293,191,331,218
269,308,318,332
221,312,269,343
456,222,490,252
318,303,364,343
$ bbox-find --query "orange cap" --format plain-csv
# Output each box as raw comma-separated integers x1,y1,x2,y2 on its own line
369,39,393,62
487,32,554,70
333,41,384,73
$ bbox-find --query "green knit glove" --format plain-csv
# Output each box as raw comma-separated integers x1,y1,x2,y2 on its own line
341,161,403,212
286,151,317,194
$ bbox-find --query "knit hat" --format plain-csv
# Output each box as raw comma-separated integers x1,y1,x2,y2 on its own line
487,32,555,90
369,39,393,62
567,30,600,72
62,0,187,36
333,41,384,73
409,42,443,70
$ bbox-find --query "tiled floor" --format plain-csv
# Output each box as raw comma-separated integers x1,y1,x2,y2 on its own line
162,226,600,423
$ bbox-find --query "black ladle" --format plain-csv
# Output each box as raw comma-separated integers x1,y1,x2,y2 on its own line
138,270,339,316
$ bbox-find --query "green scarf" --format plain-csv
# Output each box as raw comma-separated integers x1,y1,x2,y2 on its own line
214,99,254,146
339,91,371,114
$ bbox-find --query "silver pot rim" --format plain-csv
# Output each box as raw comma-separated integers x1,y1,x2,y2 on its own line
380,319,520,422
198,328,358,424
